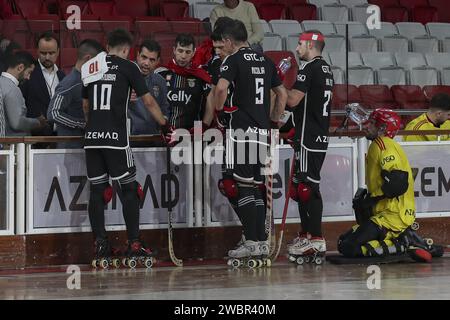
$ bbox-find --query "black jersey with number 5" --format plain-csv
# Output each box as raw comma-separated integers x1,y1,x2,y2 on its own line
219,47,281,130
82,55,149,149
292,56,334,152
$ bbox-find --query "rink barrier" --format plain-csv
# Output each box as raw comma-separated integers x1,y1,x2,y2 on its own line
0,129,450,235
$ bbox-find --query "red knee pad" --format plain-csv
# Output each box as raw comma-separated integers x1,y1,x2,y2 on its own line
137,182,144,202
103,185,113,204
297,182,311,203
218,178,238,199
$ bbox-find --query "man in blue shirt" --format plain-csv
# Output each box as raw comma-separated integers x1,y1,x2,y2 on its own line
129,39,170,147
47,39,104,148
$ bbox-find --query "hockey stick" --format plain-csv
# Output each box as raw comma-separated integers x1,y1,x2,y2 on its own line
167,144,183,267
266,131,276,259
272,153,296,262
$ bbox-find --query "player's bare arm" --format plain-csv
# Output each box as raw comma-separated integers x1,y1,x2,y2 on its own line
271,85,288,123
214,78,230,111
287,88,305,108
82,98,90,122
141,93,168,126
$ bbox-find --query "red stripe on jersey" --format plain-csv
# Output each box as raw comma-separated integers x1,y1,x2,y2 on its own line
413,120,427,131
374,137,385,150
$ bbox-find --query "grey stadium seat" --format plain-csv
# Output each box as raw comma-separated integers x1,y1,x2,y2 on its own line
425,53,450,70
340,0,368,6
302,20,336,35
441,68,450,85
331,66,345,84
377,67,407,86
263,33,283,51
369,22,397,38
361,52,396,70
348,66,375,85
321,4,349,22
329,51,363,69
396,22,429,39
409,67,438,87
411,37,439,53
192,2,217,21
334,21,368,37
270,20,301,38
381,36,409,53
351,4,380,25
260,19,272,34
395,52,427,70
323,35,346,52
350,35,378,53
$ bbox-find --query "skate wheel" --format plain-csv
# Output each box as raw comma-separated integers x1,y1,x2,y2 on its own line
122,258,128,267
426,238,434,246
91,259,98,268
265,259,272,268
296,257,304,265
144,258,153,268
248,259,257,268
411,222,420,231
304,256,311,263
314,257,323,265
100,258,109,269
227,259,232,266
257,259,264,268
288,255,296,262
112,259,121,268
128,259,137,269
231,259,241,268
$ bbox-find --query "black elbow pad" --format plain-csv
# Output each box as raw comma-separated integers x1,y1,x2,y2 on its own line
381,169,409,198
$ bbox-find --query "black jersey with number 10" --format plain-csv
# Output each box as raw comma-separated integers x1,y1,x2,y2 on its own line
219,47,282,130
293,56,334,152
82,55,149,149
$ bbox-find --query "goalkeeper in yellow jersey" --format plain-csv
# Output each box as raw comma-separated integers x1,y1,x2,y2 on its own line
403,93,450,142
338,108,443,262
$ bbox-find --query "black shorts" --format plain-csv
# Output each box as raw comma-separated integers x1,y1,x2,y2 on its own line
85,147,136,181
294,145,326,184
224,132,268,185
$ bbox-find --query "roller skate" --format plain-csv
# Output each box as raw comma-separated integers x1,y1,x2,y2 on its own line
91,238,121,269
288,236,326,265
257,240,272,268
398,227,443,262
227,240,262,268
122,239,156,269
287,232,311,251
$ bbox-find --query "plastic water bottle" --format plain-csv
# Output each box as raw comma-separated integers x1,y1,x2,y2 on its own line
346,103,370,125
278,57,292,75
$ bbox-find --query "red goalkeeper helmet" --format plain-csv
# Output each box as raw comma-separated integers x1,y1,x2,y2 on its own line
368,108,401,138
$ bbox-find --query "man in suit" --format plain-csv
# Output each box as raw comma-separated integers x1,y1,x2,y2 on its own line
21,31,65,147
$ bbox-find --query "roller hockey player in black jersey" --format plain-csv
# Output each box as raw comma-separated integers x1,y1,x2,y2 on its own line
81,29,174,268
285,30,334,265
214,20,287,267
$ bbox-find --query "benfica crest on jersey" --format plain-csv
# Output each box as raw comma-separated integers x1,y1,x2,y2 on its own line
187,78,196,88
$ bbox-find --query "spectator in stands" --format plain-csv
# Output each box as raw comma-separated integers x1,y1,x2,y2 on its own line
210,0,264,54
47,39,104,149
0,51,46,137
156,34,214,131
129,39,170,147
21,31,65,147
403,93,450,142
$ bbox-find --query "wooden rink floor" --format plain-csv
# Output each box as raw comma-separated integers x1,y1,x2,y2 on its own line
0,255,450,300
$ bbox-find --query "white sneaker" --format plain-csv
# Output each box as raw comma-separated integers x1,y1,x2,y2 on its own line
287,233,310,251
289,237,326,255
228,240,260,258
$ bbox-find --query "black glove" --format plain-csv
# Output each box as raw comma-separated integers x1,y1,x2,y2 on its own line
352,188,380,225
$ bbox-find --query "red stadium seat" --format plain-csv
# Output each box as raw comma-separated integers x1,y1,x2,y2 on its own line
423,85,450,101
2,18,32,48
258,4,286,21
135,18,171,39
246,0,275,10
398,0,428,12
115,0,149,19
83,1,116,16
58,0,88,17
359,85,399,109
368,0,399,11
170,18,206,35
153,32,178,64
100,15,133,32
331,84,362,110
60,47,77,73
278,0,308,6
411,6,438,24
428,0,450,22
391,85,429,109
27,15,61,33
148,0,162,16
161,1,189,19
14,0,46,17
382,6,409,23
288,4,317,22
264,50,299,89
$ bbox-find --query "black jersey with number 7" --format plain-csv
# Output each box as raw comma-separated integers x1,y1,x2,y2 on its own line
292,56,334,152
